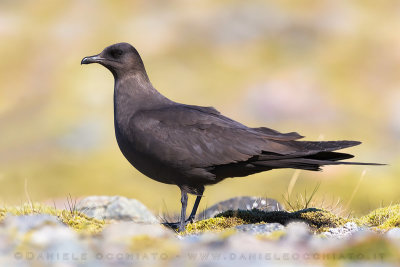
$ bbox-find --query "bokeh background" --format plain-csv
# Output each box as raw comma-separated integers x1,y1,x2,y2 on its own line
0,0,399,216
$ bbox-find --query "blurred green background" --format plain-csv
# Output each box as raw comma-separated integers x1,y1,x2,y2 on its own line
0,0,399,216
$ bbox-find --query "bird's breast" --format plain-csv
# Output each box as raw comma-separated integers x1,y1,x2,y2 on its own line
114,121,182,185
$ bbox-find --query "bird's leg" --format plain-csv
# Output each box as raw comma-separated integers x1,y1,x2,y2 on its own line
179,189,188,232
187,194,203,223
161,187,204,231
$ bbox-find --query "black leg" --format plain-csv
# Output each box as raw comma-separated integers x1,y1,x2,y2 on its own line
187,194,203,223
161,187,204,232
179,189,188,232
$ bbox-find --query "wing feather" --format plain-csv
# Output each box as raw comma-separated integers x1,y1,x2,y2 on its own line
129,105,298,169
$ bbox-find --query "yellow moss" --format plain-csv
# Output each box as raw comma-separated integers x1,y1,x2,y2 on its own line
5,203,57,217
0,208,6,222
184,217,246,234
59,209,104,234
356,204,400,230
0,203,105,234
380,216,400,229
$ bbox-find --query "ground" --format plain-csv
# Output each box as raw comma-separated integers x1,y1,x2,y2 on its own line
1,203,399,235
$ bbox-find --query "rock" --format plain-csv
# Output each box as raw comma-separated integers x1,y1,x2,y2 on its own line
235,223,284,234
1,214,64,233
0,215,61,255
30,224,77,247
283,222,311,244
322,222,365,239
30,226,92,266
76,196,158,223
199,196,283,219
0,214,90,266
102,221,174,241
386,228,400,239
100,222,179,266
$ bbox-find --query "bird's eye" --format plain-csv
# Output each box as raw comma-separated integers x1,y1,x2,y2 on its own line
111,49,123,58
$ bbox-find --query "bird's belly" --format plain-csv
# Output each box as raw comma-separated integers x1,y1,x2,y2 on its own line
115,130,180,185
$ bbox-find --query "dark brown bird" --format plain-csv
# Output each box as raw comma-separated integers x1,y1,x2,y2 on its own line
81,42,380,232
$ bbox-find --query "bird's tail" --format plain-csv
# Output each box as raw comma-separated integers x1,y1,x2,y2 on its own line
254,158,384,171
254,140,384,171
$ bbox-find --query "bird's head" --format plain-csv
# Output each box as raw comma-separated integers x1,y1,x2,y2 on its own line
81,42,146,78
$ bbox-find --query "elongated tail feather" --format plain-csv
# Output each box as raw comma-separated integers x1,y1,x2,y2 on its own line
254,158,384,171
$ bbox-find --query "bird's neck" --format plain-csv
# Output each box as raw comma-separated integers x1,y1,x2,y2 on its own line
113,72,172,126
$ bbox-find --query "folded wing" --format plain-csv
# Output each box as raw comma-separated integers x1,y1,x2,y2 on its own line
129,105,362,175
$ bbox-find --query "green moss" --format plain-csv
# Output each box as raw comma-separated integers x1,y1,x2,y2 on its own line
215,208,347,232
183,208,347,234
0,203,104,234
2,202,400,236
297,209,347,231
186,204,400,234
184,217,246,234
356,204,400,230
